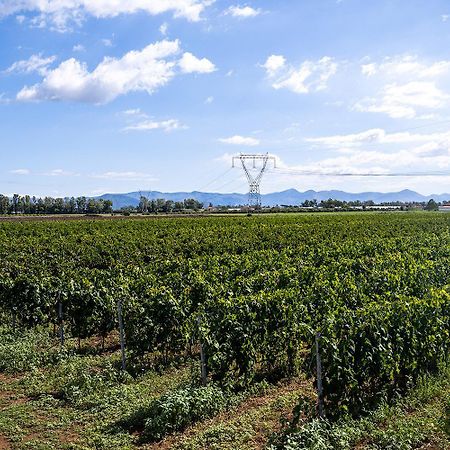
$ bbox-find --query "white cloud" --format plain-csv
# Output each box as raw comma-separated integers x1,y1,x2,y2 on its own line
160,22,168,35
355,55,450,119
0,93,10,104
123,108,143,116
307,128,450,148
5,53,56,75
92,171,157,181
16,40,215,103
16,14,25,23
225,5,261,18
72,44,85,52
10,168,30,175
102,38,113,47
219,135,260,146
1,0,213,31
442,14,449,22
297,128,450,182
275,146,450,178
262,55,286,77
124,118,187,132
361,63,377,76
262,55,337,94
205,96,214,104
178,52,216,73
355,81,448,119
44,169,77,176
361,55,450,79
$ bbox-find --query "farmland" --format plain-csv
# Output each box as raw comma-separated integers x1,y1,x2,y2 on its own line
0,212,449,449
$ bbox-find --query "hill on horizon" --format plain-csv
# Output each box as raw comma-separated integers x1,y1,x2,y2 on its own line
97,188,450,209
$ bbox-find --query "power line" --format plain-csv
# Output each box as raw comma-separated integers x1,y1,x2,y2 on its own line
213,172,247,192
197,167,234,191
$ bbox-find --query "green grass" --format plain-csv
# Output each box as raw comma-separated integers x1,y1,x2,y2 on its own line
269,366,450,450
0,326,449,449
0,327,315,449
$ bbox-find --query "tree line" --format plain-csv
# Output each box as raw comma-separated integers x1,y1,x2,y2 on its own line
301,198,445,210
136,196,204,213
0,194,113,215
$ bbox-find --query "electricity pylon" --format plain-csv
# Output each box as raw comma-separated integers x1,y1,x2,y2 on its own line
232,153,276,208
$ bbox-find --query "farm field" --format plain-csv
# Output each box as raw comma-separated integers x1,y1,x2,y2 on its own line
0,212,449,449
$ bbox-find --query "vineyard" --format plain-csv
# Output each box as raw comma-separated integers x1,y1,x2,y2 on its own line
0,212,449,449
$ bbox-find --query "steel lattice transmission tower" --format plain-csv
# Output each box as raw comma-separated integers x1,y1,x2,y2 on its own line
232,153,276,208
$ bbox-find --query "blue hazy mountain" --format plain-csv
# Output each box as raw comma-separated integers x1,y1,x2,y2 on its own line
97,189,450,209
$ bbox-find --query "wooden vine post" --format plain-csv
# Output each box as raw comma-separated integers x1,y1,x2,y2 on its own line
117,298,127,371
315,331,324,418
58,296,65,348
198,315,207,386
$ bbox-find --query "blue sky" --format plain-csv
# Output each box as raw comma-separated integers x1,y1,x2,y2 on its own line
1,0,450,197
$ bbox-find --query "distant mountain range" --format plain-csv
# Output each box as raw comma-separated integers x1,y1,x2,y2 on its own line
97,189,450,209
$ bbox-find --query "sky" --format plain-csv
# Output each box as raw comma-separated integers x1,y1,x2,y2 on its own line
1,0,450,197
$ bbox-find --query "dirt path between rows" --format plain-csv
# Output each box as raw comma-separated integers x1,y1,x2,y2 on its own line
148,377,313,450
0,435,11,450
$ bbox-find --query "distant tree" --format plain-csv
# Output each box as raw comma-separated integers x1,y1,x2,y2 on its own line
0,195,9,214
36,198,45,214
174,201,184,211
86,198,100,214
76,197,87,214
67,197,77,214
102,200,113,214
12,194,20,214
184,198,203,210
54,198,65,214
425,199,439,211
163,200,174,213
320,198,345,209
138,196,149,213
301,199,318,207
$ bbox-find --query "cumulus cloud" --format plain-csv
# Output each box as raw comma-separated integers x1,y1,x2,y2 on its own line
261,55,286,77
1,0,213,31
225,5,261,18
361,63,377,76
5,53,56,75
356,55,450,119
219,135,260,146
178,52,216,73
355,81,448,119
15,40,215,103
262,55,337,94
